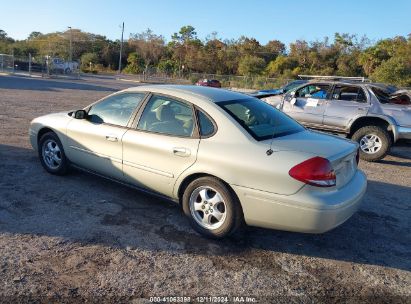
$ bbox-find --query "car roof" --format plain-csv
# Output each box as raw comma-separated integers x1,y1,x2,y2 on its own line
301,80,370,87
124,84,249,103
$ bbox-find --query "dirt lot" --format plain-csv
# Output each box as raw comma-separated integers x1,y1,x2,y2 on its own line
0,75,410,303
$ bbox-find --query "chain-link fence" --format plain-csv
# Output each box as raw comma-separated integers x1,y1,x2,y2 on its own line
118,69,293,90
188,73,292,90
0,54,14,73
13,54,80,78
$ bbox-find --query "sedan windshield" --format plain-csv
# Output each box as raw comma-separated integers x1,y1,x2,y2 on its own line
282,80,307,93
218,98,304,141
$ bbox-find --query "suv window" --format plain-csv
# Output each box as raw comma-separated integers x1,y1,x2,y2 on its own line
295,84,330,99
88,93,145,126
198,110,215,136
332,85,366,103
371,87,411,105
218,98,304,141
137,95,194,137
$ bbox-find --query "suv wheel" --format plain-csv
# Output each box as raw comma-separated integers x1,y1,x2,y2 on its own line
351,126,391,162
182,177,243,239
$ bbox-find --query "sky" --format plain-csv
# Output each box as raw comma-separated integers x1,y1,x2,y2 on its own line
1,0,410,45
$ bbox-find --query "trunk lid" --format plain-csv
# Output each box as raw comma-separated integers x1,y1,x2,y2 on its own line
266,130,358,188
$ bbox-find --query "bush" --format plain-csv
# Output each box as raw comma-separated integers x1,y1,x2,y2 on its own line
124,52,145,74
80,52,98,71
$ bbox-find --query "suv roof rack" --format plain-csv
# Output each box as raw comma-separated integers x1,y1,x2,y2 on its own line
297,75,370,82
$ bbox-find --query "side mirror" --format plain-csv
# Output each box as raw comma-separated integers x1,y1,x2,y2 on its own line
74,110,87,119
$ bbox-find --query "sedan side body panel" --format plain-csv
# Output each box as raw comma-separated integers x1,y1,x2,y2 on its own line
65,119,127,180
122,130,200,197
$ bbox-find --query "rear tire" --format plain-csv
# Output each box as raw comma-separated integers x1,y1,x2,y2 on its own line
351,125,391,162
38,132,69,175
182,177,243,239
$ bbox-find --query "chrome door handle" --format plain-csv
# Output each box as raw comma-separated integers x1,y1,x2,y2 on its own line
105,135,118,142
173,147,190,157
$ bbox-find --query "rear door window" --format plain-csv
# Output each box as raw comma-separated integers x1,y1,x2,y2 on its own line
137,95,195,137
332,85,367,103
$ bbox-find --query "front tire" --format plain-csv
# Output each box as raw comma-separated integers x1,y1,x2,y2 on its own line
38,132,69,175
351,125,391,162
182,177,243,239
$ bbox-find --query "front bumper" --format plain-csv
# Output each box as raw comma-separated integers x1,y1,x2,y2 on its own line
397,126,411,140
29,127,38,151
232,170,367,233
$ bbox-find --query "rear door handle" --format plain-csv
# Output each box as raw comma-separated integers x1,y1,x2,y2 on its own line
173,147,190,157
105,135,118,142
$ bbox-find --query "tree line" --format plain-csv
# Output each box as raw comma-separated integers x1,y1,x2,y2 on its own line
0,26,410,86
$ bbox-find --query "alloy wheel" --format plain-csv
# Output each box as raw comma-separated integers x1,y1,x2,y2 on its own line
189,186,227,230
42,139,62,170
360,134,382,154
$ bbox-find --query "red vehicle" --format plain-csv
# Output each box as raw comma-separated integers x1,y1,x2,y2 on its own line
195,79,222,88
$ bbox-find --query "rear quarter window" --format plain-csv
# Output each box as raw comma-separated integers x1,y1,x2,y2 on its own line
198,110,215,137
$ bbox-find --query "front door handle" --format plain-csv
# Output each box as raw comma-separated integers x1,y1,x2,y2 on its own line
173,147,190,157
105,135,118,142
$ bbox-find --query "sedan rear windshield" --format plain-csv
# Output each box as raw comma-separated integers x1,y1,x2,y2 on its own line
218,98,304,141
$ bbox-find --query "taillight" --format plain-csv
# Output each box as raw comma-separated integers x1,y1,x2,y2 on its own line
289,157,336,187
355,149,360,165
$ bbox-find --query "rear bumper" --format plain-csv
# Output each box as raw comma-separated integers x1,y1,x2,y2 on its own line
397,126,411,140
232,170,367,233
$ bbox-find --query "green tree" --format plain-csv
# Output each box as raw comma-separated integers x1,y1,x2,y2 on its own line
238,55,266,76
157,59,176,75
28,31,42,40
171,25,197,44
124,52,145,74
371,56,411,87
129,28,165,70
0,29,14,42
266,55,298,77
262,39,286,62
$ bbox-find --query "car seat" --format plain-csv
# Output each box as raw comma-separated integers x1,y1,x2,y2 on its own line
149,104,185,136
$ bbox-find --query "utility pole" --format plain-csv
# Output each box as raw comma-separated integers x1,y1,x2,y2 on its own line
68,26,73,62
118,22,124,75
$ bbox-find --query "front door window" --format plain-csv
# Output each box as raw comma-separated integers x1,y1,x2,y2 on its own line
88,93,145,126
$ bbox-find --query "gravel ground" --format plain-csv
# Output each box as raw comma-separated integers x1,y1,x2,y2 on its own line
0,75,410,303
